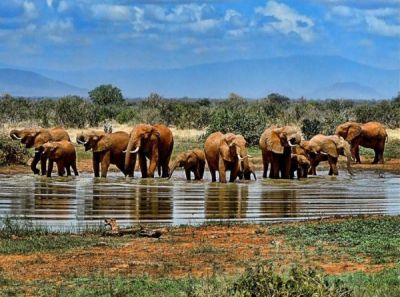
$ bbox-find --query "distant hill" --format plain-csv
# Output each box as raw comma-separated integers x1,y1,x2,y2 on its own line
312,82,383,99
2,55,398,99
0,68,87,97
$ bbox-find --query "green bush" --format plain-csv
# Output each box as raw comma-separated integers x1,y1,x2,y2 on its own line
0,134,31,166
229,264,352,297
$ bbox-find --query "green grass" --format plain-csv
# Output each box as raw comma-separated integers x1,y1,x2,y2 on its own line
269,216,400,264
0,217,127,254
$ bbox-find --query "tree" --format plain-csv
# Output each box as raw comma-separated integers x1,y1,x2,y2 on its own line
88,84,124,106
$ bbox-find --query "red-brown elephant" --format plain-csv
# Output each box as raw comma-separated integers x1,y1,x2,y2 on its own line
259,126,302,179
10,127,70,175
124,124,174,178
335,121,387,164
204,132,253,183
42,140,78,177
77,131,134,178
168,149,206,180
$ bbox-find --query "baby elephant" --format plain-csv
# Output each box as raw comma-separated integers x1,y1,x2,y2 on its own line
169,149,205,180
290,154,310,179
42,141,78,177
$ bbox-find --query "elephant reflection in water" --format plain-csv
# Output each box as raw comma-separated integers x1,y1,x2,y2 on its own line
90,180,172,222
260,189,298,218
34,181,76,217
205,183,248,220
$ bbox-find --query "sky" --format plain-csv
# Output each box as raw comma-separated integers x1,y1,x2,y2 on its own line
0,0,399,71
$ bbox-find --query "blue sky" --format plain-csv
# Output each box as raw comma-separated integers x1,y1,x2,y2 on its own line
0,0,399,71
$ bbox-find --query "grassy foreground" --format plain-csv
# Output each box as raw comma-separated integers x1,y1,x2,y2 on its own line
0,216,400,296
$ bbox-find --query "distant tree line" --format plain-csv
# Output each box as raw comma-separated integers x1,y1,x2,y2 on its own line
1,85,399,145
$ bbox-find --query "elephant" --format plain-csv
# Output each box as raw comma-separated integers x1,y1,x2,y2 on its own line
204,132,253,183
168,149,206,180
77,131,134,178
290,154,310,179
238,159,257,180
300,134,354,176
335,121,387,164
42,140,78,177
124,124,174,178
259,126,302,179
10,127,70,175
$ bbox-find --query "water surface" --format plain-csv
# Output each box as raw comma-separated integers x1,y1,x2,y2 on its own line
0,170,399,230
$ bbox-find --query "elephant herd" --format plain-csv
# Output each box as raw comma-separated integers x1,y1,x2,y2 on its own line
9,121,388,182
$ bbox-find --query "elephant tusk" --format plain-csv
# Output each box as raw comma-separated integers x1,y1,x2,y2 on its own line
129,147,140,154
320,151,328,155
288,140,297,147
77,139,88,145
11,134,22,140
237,154,244,161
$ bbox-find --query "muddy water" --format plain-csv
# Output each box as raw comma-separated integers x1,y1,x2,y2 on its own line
0,170,399,230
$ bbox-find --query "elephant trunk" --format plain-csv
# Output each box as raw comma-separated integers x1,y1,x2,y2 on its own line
345,154,354,176
124,139,134,172
168,162,179,179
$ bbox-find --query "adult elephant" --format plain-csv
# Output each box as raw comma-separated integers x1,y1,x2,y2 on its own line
168,149,205,180
124,124,174,178
77,131,134,178
10,127,70,175
204,132,253,183
335,121,387,164
301,134,354,176
259,126,302,179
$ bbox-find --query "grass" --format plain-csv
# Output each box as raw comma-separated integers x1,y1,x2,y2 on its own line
268,216,400,264
0,217,128,254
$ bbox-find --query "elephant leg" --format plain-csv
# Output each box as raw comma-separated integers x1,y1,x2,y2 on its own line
31,151,41,175
40,151,48,176
66,165,71,176
194,165,200,180
185,169,191,180
57,161,65,176
262,150,269,178
280,149,291,179
72,160,79,176
218,158,227,183
148,153,158,178
328,156,339,176
139,154,148,178
372,148,383,164
210,169,216,182
198,161,205,180
100,152,111,178
269,156,280,179
125,154,136,177
47,160,54,177
229,168,239,182
93,153,100,177
352,145,361,164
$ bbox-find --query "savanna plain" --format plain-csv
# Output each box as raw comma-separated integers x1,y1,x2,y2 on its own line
1,95,400,296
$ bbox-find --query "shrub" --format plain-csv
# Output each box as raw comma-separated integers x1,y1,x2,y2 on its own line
230,264,352,297
0,134,31,166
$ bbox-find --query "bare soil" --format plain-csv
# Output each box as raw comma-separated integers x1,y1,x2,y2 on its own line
0,224,390,283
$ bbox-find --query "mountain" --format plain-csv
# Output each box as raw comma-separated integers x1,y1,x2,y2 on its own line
312,82,383,99
2,55,398,99
0,68,87,97
38,55,398,99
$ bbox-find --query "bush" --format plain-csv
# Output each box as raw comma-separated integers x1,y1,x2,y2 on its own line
0,134,31,166
230,264,352,297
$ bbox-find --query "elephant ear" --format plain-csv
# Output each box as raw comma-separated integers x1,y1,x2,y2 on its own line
93,134,112,152
321,140,339,158
346,124,362,142
266,128,284,154
220,134,235,162
33,130,50,147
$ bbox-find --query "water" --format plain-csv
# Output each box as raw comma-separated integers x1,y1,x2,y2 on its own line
0,170,399,230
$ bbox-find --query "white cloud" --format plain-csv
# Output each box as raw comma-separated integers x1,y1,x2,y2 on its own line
23,1,38,19
46,0,53,8
91,4,133,21
328,5,400,37
255,1,315,42
58,1,69,13
45,18,74,43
